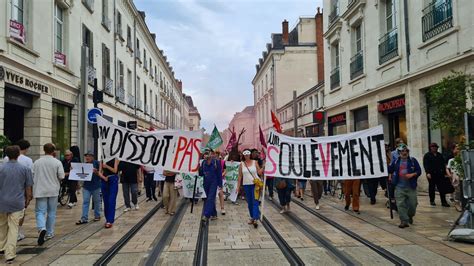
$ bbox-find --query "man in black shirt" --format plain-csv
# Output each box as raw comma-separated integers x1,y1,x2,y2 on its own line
423,143,449,207
118,161,142,211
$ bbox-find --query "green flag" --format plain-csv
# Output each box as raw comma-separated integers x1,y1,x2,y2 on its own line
206,125,223,150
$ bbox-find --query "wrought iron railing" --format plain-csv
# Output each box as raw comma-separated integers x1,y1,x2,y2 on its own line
350,51,364,80
330,67,340,89
329,5,339,24
116,87,125,102
422,0,453,41
378,28,398,64
102,76,114,95
127,93,135,108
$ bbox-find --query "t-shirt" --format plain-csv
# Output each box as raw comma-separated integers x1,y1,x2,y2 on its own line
102,159,117,176
118,161,140,183
397,159,410,188
165,174,176,183
0,161,34,212
33,155,65,198
4,154,33,171
83,160,101,191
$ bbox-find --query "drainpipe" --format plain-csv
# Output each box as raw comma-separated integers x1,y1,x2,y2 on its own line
403,0,411,73
133,17,137,116
113,0,117,102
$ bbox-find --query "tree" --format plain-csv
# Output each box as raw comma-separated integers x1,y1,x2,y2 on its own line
427,71,473,136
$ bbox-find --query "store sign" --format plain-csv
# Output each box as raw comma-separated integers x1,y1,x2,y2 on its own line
378,97,405,113
2,66,49,94
9,20,26,44
54,52,67,67
328,113,346,124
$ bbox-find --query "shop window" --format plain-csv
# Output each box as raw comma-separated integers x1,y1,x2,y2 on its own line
428,104,462,161
52,103,71,157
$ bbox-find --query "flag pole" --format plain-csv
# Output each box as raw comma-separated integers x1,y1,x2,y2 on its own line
260,175,267,221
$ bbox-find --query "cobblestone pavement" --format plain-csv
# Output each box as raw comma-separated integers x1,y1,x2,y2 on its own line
2,186,473,265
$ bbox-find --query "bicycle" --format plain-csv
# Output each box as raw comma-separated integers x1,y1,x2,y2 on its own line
58,179,70,206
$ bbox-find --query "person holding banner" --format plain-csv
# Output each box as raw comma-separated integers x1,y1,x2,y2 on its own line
143,166,158,202
163,170,178,215
389,144,422,228
276,177,295,214
200,149,223,221
344,179,361,214
118,161,143,211
237,149,263,227
76,152,101,225
100,159,119,229
215,151,227,215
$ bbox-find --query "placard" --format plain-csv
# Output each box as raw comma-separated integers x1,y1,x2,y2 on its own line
69,163,93,181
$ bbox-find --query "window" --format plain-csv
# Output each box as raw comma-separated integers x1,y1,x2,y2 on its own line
353,107,369,131
127,25,132,48
299,102,303,116
144,84,147,106
154,66,157,80
330,43,340,89
116,11,122,37
82,25,93,66
385,0,395,32
143,49,147,69
309,97,313,111
315,94,319,109
149,59,152,74
102,44,110,78
118,60,124,88
101,0,109,29
265,74,268,90
12,0,24,24
127,69,132,93
422,0,453,41
52,103,71,156
54,4,64,53
350,25,364,79
353,25,362,54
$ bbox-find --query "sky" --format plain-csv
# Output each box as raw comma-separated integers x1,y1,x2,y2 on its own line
134,0,323,133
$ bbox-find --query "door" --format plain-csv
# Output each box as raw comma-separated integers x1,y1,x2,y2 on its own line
4,103,24,144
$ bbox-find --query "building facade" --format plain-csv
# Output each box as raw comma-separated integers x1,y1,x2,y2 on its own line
223,106,257,151
323,0,473,188
184,94,201,131
0,0,195,159
252,9,325,149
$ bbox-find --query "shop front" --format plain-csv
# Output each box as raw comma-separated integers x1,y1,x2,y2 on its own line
328,112,347,136
353,106,369,131
378,96,407,146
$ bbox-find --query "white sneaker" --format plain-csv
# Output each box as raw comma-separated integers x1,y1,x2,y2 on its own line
67,202,76,208
134,205,140,210
124,207,131,212
45,234,54,240
17,232,25,241
316,204,320,210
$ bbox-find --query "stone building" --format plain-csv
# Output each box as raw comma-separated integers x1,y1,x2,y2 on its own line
323,0,473,188
0,0,194,159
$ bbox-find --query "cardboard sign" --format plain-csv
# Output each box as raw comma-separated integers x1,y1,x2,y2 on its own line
69,163,94,181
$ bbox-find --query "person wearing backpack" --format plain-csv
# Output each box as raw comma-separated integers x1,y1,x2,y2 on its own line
388,144,422,228
200,149,222,222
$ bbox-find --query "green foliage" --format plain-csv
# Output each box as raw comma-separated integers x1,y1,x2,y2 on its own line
453,141,474,179
427,72,473,135
0,135,11,158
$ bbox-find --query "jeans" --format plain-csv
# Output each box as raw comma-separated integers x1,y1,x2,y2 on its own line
144,173,156,199
428,177,447,204
122,183,138,208
243,184,260,220
367,178,379,202
0,210,24,260
277,186,292,206
35,197,58,236
81,188,101,221
266,178,274,198
395,187,418,223
102,175,119,224
203,181,218,218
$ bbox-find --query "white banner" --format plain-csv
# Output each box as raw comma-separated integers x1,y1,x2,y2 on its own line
97,116,203,174
181,174,207,199
223,162,239,202
264,125,387,180
69,163,93,181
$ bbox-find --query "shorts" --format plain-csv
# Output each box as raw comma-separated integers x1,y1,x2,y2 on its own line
298,180,307,189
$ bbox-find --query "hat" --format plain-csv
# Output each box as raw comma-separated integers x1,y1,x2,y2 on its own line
429,143,439,148
84,151,95,156
397,143,409,151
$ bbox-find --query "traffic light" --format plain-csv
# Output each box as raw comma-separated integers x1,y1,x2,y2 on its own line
92,78,103,104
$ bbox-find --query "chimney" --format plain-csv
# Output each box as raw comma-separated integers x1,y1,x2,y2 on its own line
282,20,289,45
150,33,156,42
315,7,324,83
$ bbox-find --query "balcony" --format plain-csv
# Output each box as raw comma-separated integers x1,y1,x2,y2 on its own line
378,28,398,65
422,0,453,42
102,76,113,96
116,86,125,103
330,67,340,89
328,6,339,25
350,51,364,80
127,93,135,108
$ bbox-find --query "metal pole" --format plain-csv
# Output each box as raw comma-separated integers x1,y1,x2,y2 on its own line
191,176,198,213
80,46,89,156
93,78,99,157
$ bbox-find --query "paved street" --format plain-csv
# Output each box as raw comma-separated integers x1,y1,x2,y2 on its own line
4,185,472,266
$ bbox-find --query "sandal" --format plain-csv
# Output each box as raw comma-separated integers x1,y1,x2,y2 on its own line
76,220,88,225
247,219,254,225
104,223,113,229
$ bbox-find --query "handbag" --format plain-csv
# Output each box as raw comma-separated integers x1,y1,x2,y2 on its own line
243,162,263,200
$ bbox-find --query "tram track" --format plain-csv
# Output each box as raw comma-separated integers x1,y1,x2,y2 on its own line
266,198,354,266
291,192,411,266
193,214,209,266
